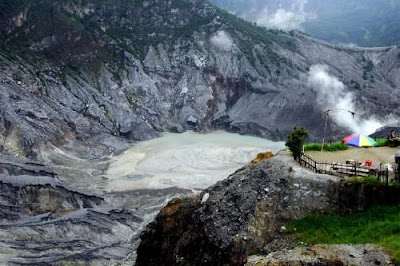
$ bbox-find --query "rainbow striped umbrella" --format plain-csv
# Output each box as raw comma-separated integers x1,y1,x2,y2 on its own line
342,134,377,147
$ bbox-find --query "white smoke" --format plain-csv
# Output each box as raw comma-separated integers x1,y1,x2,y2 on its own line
210,30,234,51
256,0,313,31
307,64,387,135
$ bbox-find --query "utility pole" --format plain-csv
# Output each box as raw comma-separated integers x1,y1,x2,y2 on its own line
321,109,356,152
321,110,329,151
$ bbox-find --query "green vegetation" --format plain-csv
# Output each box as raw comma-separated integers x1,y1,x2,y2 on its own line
304,142,349,152
2,0,297,71
375,138,389,147
216,8,272,45
344,176,384,186
215,6,297,65
2,0,216,61
0,0,26,16
286,127,308,159
304,138,388,150
287,205,400,262
101,0,215,59
363,58,374,72
350,80,362,90
126,93,138,109
344,176,400,189
361,58,374,82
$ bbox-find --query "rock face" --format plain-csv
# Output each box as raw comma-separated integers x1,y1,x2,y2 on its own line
1,0,400,157
0,175,102,215
136,156,400,266
0,155,145,265
0,207,144,265
247,244,395,266
0,154,56,176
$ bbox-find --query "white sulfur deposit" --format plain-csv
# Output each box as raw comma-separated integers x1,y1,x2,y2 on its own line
107,131,285,191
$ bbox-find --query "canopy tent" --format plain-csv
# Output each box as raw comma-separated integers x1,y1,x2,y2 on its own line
342,134,377,147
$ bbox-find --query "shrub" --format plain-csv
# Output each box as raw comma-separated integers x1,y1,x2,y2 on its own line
344,176,383,186
375,138,388,147
286,127,308,159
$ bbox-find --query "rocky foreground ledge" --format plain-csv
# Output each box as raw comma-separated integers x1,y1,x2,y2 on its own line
0,154,143,265
136,155,400,266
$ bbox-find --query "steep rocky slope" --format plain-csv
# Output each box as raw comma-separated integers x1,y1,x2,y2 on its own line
136,156,400,265
1,0,400,265
0,154,148,265
1,0,400,157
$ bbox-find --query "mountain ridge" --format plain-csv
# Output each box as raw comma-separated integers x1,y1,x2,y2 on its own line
1,0,400,157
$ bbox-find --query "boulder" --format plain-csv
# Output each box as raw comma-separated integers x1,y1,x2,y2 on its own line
247,244,395,266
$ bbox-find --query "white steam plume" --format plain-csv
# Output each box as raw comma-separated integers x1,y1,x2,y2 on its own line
210,31,234,51
307,64,387,136
256,0,313,31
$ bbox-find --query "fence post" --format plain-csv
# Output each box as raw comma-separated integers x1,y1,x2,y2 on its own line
386,170,389,186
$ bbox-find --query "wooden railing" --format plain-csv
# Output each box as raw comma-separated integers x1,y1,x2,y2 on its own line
395,167,400,183
296,152,395,184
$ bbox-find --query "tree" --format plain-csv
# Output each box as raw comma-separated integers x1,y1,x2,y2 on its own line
286,127,308,160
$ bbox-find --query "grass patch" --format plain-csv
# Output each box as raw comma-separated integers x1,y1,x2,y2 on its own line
287,205,400,262
375,138,389,147
344,176,400,189
304,142,349,152
344,176,383,186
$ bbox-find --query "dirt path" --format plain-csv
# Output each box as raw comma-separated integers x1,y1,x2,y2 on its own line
306,147,398,166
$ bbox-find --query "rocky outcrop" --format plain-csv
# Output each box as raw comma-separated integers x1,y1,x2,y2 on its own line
136,156,400,265
0,152,147,265
249,151,275,166
0,173,147,265
0,207,144,265
0,175,102,215
0,154,56,176
247,244,395,266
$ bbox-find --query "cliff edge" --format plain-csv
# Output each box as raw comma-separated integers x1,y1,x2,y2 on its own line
136,155,400,265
